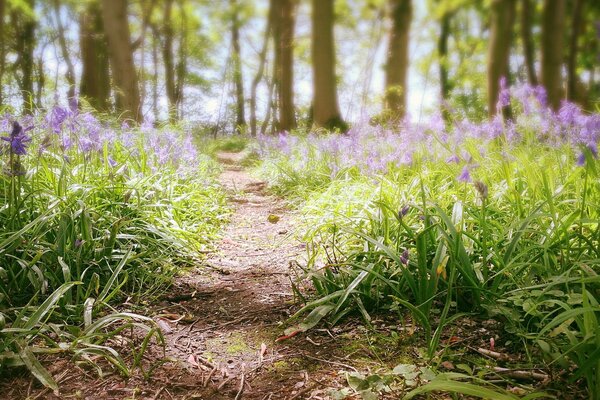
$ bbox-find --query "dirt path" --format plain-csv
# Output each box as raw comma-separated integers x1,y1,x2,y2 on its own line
2,152,369,400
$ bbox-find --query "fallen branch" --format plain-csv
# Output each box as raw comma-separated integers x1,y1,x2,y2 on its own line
234,373,245,400
492,367,549,381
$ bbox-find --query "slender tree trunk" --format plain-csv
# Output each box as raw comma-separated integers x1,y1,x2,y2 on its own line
35,44,46,109
151,24,159,121
101,0,141,121
438,10,451,120
277,0,296,131
567,0,583,103
311,0,345,130
175,0,187,120
250,0,274,136
541,0,565,110
53,0,76,101
162,0,177,121
385,0,412,120
80,1,111,111
520,0,537,85
0,0,6,107
230,0,246,132
487,0,516,117
12,0,36,113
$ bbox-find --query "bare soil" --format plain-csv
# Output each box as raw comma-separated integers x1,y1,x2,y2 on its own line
0,152,375,400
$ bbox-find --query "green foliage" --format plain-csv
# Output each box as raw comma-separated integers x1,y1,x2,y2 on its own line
259,121,600,396
0,112,228,389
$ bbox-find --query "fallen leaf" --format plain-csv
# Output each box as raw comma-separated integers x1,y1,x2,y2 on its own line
155,317,173,334
267,214,280,223
440,361,455,370
259,342,267,363
187,354,200,368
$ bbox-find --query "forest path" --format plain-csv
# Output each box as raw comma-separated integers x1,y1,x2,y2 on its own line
143,152,363,399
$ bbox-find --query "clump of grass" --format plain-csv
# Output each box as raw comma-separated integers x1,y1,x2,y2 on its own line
259,86,600,397
0,106,228,389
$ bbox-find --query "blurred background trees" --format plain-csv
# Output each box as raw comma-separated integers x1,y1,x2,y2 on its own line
0,0,598,131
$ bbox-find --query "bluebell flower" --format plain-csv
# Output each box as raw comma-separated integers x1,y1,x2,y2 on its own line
400,249,409,266
457,166,471,183
1,122,32,155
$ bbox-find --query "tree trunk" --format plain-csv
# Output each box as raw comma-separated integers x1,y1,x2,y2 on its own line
12,0,36,113
520,0,537,85
438,10,451,121
311,0,345,131
0,0,6,107
101,0,141,122
151,24,160,121
175,0,187,120
276,0,296,131
541,0,565,110
487,0,516,117
250,0,274,136
230,0,246,132
384,0,412,120
162,0,177,122
80,0,111,111
567,0,583,103
53,0,76,101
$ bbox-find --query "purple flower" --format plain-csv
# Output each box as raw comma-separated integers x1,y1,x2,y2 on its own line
47,106,68,133
400,249,409,266
108,156,117,167
399,205,410,218
446,154,460,163
457,166,471,183
1,121,32,155
496,77,510,110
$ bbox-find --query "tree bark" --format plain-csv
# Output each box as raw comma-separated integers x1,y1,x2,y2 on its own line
12,0,36,113
520,0,537,85
162,0,177,121
0,0,5,107
175,0,187,120
566,0,583,103
276,0,296,131
311,0,345,131
230,0,246,132
250,0,274,136
384,0,412,120
53,0,76,102
151,24,160,121
541,0,565,110
487,0,516,117
80,0,111,111
101,0,142,122
438,11,451,102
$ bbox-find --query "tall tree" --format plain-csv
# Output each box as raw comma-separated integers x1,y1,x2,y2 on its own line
162,0,178,121
230,0,246,132
384,0,412,120
80,0,111,111
487,0,516,117
438,11,451,104
311,0,345,130
567,0,584,103
250,0,274,136
11,0,36,112
53,0,76,101
541,0,565,110
274,0,296,131
101,0,141,121
0,0,6,107
520,0,537,85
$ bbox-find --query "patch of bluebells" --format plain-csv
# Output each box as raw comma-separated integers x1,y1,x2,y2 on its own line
0,104,202,177
259,84,599,180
